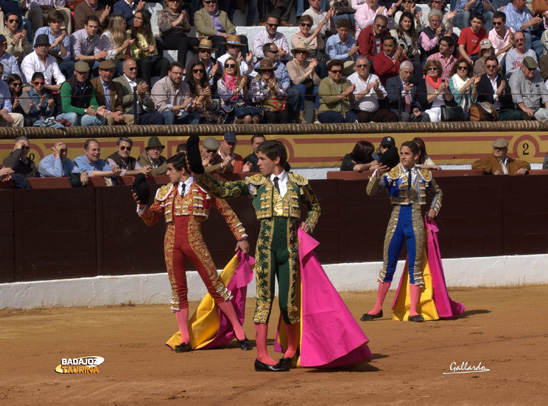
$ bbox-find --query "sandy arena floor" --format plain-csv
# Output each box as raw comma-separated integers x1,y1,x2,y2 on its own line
1,286,547,406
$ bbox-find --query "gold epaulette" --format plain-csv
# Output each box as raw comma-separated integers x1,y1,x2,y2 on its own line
155,184,174,202
419,168,432,182
387,166,402,180
288,173,308,186
246,174,266,186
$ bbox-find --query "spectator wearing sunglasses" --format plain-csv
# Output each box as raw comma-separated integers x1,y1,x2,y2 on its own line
0,74,24,128
21,72,56,126
2,12,33,64
106,137,151,177
488,11,514,69
253,15,290,62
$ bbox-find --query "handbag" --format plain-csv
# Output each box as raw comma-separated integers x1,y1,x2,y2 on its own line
532,0,548,15
234,102,265,118
440,105,465,122
262,98,286,112
470,102,499,122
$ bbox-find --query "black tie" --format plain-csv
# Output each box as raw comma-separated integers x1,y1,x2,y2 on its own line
178,182,186,196
408,168,412,190
273,176,280,194
133,85,138,125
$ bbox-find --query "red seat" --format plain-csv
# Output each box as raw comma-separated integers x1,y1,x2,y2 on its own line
28,177,72,189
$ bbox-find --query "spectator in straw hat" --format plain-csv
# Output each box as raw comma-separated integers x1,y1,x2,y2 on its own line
193,0,248,56
217,35,255,77
250,58,290,123
286,43,321,122
186,39,222,95
138,136,168,175
472,138,530,175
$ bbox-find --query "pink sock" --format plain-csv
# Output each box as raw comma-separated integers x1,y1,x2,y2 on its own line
175,308,190,344
370,281,391,314
409,283,422,317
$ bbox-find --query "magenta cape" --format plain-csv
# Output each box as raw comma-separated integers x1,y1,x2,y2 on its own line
277,229,372,368
165,251,254,350
199,251,254,349
392,219,465,320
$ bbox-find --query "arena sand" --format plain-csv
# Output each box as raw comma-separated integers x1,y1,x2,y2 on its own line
1,286,547,405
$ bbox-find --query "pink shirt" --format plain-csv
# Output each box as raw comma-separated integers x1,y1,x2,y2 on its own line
427,52,457,81
355,4,390,38
488,27,515,62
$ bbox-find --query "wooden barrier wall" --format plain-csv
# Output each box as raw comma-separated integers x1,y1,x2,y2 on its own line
2,174,548,283
2,122,548,167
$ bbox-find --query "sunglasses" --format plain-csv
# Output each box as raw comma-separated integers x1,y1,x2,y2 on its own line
199,49,212,53
12,82,22,86
33,81,45,85
21,146,30,150
374,24,387,29
269,50,279,54
120,146,132,151
427,67,438,71
486,65,497,69
8,19,19,23
206,149,217,153
193,68,205,73
204,0,216,3
128,67,137,71
267,23,278,27
330,70,343,74
300,23,311,27
356,64,369,68
493,22,504,26
224,64,236,68
458,66,468,70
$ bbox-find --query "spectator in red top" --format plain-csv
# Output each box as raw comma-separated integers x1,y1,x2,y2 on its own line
358,15,390,59
371,36,409,85
457,13,488,65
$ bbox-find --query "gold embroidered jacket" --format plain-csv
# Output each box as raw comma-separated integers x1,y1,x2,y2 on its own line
366,165,442,215
139,182,247,240
197,172,321,231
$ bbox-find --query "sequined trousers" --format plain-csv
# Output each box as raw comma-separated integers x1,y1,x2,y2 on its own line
379,204,425,287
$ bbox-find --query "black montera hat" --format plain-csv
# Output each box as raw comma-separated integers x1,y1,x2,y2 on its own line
380,146,400,169
133,174,151,205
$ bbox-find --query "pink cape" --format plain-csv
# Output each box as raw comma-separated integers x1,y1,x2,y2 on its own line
198,251,255,349
276,229,372,368
393,219,465,319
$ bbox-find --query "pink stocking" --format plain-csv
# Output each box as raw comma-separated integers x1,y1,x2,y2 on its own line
409,283,422,317
218,301,246,341
255,323,277,365
369,281,391,315
175,308,190,344
283,322,300,359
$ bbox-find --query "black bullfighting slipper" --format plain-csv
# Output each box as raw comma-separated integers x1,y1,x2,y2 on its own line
408,315,424,322
254,359,289,372
360,309,383,321
237,337,251,351
186,135,205,175
175,342,191,353
278,356,297,369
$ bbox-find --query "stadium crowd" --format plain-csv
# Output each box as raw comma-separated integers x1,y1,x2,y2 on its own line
1,0,548,126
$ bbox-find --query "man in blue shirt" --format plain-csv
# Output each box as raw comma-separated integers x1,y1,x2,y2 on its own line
38,140,75,177
504,0,544,58
326,18,359,63
0,34,21,79
33,10,74,78
72,139,122,184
